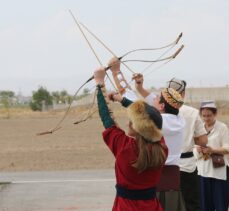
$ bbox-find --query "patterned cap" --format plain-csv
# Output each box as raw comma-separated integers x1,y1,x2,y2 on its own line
161,88,184,109
166,78,186,93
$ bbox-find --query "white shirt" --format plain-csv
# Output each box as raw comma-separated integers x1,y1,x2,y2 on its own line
145,93,185,166
179,105,207,173
194,120,229,180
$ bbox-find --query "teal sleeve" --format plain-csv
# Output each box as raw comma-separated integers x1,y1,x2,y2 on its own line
97,85,115,129
121,97,133,108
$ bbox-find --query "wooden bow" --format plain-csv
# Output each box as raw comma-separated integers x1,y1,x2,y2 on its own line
37,10,184,135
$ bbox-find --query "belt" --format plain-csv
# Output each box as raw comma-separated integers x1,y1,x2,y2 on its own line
180,152,194,158
116,184,156,200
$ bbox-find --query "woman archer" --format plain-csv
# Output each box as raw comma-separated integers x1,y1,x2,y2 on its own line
94,67,168,211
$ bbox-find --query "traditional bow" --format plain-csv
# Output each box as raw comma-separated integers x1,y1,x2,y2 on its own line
37,10,184,135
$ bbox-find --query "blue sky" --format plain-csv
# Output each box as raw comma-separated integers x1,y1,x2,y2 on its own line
0,0,229,95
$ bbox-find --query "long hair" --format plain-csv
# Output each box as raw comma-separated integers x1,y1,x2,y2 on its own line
132,134,167,172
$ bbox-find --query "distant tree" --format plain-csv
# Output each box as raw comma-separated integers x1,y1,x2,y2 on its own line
51,91,61,103
60,90,68,97
0,90,15,118
30,87,52,111
64,95,73,104
51,90,73,104
74,88,91,101
0,91,15,98
60,90,70,103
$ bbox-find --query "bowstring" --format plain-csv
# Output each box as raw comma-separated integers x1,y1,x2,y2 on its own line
140,44,176,75
73,89,98,125
79,21,136,75
144,59,173,78
73,76,110,124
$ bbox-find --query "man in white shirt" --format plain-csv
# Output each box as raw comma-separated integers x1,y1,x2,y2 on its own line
166,78,208,211
133,74,186,211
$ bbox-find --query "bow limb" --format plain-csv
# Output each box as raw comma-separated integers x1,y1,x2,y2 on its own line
120,41,182,85
120,33,183,59
79,21,135,75
81,22,182,60
125,45,185,87
172,44,184,58
145,45,184,77
79,21,137,94
122,45,184,63
141,44,184,76
38,12,117,135
37,79,89,135
80,21,183,61
69,10,118,92
175,33,183,44
37,71,110,135
78,22,183,93
69,10,103,66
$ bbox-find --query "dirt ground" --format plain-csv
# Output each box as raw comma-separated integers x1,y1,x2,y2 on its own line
0,104,228,172
0,105,128,171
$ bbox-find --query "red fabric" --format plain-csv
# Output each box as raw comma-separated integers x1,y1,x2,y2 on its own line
156,165,180,191
103,126,168,211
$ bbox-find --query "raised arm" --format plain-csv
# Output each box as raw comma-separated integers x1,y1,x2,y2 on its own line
133,73,157,106
94,67,116,129
133,73,150,98
94,67,133,156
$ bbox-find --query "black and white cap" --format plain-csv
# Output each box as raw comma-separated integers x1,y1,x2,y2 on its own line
166,78,186,93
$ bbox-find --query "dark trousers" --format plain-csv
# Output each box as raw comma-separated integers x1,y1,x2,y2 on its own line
180,169,201,211
227,167,229,208
157,191,186,211
199,175,228,211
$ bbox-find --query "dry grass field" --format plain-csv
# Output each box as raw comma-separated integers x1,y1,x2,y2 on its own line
0,104,128,171
0,102,228,172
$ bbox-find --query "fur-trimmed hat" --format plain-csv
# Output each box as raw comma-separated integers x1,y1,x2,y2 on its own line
166,77,186,93
161,88,184,109
127,100,162,142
